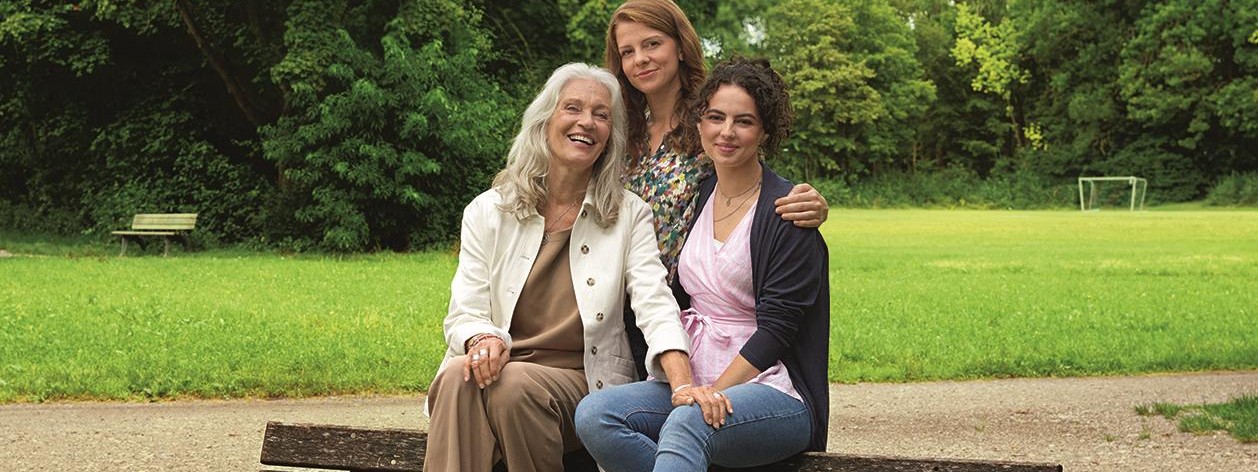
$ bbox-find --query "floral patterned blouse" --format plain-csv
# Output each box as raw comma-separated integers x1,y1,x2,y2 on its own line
623,137,712,282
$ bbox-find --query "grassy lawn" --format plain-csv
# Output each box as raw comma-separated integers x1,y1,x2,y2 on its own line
826,209,1258,382
1,208,1256,402
0,249,457,402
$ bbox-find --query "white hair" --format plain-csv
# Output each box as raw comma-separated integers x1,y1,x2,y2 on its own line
492,63,628,227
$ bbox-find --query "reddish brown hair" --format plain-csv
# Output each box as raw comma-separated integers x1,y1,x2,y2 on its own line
604,0,706,160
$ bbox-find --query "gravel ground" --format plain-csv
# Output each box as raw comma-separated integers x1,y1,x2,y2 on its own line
1,370,1254,471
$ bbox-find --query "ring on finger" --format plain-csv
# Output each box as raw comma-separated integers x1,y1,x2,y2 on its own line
479,349,487,357
713,392,723,398
472,354,480,361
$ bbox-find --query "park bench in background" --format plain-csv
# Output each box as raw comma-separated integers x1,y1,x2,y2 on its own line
259,421,1063,472
111,213,197,256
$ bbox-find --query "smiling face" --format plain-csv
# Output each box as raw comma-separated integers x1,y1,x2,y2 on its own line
614,21,683,99
546,78,613,174
698,84,764,172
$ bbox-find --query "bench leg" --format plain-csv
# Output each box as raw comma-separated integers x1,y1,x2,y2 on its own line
163,237,170,257
118,237,128,257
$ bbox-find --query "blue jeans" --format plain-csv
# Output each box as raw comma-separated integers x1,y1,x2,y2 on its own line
575,381,811,472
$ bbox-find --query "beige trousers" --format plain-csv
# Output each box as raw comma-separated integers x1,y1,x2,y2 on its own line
424,358,588,472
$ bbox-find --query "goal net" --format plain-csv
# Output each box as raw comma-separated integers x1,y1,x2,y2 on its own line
1077,176,1148,211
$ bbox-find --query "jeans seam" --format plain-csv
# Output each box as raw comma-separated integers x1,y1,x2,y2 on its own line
720,405,808,430
702,407,809,467
623,407,671,420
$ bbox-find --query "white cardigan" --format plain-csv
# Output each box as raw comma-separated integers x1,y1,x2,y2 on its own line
438,186,690,394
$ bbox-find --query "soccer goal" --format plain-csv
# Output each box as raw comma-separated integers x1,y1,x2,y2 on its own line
1077,176,1148,211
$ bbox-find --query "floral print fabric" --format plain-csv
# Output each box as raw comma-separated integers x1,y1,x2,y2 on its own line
623,139,711,282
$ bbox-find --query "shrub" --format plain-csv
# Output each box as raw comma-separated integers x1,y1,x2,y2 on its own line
260,0,511,252
0,201,84,235
814,167,1075,209
83,104,268,246
1206,172,1258,206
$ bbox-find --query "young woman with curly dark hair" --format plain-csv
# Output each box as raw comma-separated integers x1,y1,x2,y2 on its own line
576,57,831,471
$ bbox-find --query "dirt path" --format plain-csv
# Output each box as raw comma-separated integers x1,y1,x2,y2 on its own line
1,371,1254,471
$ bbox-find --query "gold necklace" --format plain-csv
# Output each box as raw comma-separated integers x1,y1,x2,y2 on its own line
718,178,761,206
541,197,582,244
713,180,761,223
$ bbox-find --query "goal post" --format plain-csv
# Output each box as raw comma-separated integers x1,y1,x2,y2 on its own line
1077,176,1148,211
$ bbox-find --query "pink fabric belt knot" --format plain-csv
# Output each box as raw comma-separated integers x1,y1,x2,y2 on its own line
681,309,735,346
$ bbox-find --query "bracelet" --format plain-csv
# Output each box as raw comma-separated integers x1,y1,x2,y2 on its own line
465,333,501,352
672,383,692,393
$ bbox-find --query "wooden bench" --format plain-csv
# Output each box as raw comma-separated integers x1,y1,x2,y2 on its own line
260,421,1063,472
111,213,197,256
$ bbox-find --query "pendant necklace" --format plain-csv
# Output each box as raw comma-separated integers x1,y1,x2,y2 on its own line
718,178,761,206
541,198,581,245
713,179,761,223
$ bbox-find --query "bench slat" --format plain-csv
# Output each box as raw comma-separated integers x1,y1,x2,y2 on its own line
260,422,1062,472
262,422,426,472
111,231,178,236
131,213,197,231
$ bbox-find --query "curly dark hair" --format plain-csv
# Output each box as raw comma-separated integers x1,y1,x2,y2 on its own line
681,57,793,157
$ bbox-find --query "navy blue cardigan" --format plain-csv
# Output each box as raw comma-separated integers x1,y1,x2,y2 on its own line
671,164,831,452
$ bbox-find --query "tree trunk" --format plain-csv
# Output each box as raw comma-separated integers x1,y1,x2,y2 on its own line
175,0,265,129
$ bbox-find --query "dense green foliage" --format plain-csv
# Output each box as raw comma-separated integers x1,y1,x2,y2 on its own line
4,208,1257,401
1206,172,1258,206
812,168,1075,209
761,0,935,179
2,0,1256,249
1010,0,1258,201
1,0,512,251
260,1,512,250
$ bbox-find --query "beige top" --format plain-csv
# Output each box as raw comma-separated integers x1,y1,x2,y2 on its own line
508,229,584,369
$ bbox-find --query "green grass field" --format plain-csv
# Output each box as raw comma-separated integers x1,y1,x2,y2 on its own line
1,208,1256,402
826,209,1257,382
0,252,457,402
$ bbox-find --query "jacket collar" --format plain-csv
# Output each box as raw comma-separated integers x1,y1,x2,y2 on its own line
507,181,598,221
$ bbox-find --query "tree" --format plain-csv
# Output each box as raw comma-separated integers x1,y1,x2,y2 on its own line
684,0,772,59
261,0,513,250
952,2,1029,157
761,0,933,179
1115,0,1258,199
837,0,935,175
473,0,597,87
760,0,880,179
0,1,268,238
894,0,1007,175
0,2,111,232
1,0,514,249
1007,0,1136,181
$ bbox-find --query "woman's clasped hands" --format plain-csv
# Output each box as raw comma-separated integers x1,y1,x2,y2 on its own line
671,384,734,428
462,334,508,389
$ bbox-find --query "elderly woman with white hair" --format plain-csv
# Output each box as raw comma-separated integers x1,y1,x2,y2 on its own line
423,63,696,472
